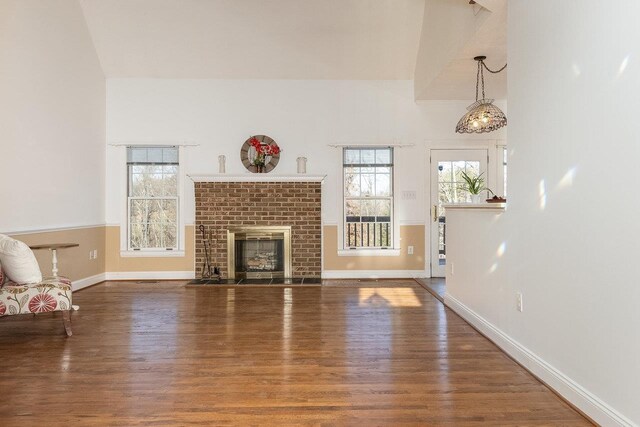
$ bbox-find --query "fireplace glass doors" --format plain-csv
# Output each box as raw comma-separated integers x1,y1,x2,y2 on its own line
227,226,292,279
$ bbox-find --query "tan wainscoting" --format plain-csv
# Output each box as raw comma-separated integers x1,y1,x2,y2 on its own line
10,226,105,282
105,225,195,272
323,224,425,271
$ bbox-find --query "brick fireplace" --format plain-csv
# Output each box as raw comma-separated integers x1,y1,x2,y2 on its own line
193,177,323,279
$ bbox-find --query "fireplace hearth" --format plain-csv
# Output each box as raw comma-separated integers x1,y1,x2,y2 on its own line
227,226,292,279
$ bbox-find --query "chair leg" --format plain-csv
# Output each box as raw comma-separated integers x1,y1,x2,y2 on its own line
62,310,72,337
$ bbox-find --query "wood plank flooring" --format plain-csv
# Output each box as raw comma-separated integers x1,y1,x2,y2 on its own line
415,277,446,303
0,280,590,426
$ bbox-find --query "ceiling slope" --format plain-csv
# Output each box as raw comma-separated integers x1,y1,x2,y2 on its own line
79,0,425,80
414,0,507,100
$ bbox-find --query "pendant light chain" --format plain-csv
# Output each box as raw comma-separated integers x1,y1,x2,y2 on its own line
456,55,508,134
475,60,485,101
476,59,506,101
480,61,485,100
481,61,508,74
475,61,480,101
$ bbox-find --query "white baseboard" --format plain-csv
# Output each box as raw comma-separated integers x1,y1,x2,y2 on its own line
71,271,195,289
444,293,635,427
322,270,427,279
72,273,107,291
105,271,195,280
76,270,425,283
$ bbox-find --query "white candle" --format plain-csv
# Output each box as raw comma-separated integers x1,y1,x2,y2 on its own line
218,155,226,173
296,157,307,174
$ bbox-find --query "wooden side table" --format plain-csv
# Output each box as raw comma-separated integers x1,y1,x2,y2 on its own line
29,243,79,277
29,243,80,311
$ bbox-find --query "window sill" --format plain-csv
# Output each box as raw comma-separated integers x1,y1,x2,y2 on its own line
337,249,401,257
120,250,185,258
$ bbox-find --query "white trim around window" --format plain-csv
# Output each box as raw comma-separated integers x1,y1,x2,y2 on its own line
119,250,186,258
337,248,401,257
118,145,187,257
336,146,401,256
496,142,507,198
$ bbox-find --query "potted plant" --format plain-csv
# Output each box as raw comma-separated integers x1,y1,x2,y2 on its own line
460,171,494,203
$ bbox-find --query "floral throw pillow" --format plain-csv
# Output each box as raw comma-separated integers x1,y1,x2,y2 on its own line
0,262,4,287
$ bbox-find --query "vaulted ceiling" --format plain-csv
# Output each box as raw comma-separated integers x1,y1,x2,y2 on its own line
78,0,506,100
79,0,425,80
414,0,507,100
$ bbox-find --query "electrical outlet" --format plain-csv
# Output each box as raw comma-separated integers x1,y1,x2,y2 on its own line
450,262,454,276
516,292,523,312
89,251,93,260
93,249,98,259
408,246,414,255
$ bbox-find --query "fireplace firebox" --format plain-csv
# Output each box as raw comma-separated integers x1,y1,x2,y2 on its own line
227,226,292,279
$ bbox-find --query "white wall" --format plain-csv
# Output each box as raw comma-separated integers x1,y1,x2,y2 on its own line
414,0,490,100
106,79,505,226
0,0,105,232
446,1,640,425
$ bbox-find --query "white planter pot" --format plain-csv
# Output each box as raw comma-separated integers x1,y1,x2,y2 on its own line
471,194,484,204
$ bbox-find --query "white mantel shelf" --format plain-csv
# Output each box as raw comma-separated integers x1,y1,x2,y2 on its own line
188,174,326,183
444,203,506,211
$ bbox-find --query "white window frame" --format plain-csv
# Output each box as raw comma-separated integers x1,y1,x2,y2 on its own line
339,146,399,256
496,142,507,197
119,145,186,257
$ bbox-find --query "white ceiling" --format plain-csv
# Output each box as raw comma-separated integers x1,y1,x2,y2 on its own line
414,0,507,100
79,0,425,79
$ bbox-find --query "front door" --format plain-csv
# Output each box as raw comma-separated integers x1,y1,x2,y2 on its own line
430,149,488,277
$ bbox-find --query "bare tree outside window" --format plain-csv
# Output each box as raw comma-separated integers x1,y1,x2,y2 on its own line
127,146,179,250
343,147,393,248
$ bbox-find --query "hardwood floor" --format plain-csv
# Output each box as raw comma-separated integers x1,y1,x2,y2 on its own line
0,280,590,426
415,277,446,303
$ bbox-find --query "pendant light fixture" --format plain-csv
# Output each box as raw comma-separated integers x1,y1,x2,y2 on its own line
455,56,507,134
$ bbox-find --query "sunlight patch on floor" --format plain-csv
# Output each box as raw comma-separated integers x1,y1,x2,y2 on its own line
359,287,422,307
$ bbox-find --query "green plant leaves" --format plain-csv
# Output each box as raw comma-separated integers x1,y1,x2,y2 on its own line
460,171,494,195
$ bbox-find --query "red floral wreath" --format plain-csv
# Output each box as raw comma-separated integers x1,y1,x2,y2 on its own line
249,137,281,157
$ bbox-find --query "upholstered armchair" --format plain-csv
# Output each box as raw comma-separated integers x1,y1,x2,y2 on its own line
0,235,73,336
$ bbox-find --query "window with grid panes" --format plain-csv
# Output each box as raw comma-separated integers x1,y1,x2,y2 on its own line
127,146,179,250
343,147,393,249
